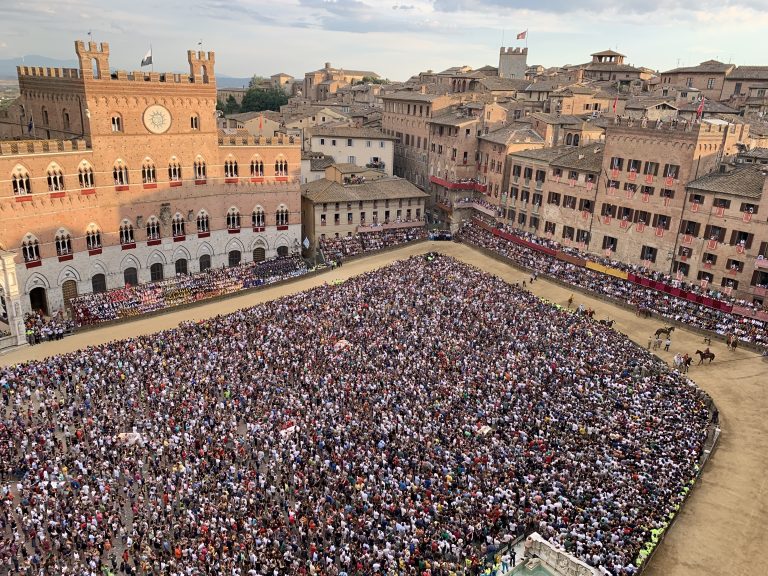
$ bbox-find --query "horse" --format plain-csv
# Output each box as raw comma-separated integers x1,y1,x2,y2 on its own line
598,319,615,328
726,334,739,351
696,349,715,364
636,305,652,318
655,326,675,338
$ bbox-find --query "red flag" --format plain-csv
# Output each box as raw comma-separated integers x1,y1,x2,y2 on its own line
259,114,263,130
516,30,527,40
696,98,705,118
612,95,618,113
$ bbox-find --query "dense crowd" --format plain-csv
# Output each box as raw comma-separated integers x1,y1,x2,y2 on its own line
0,256,712,575
319,226,426,261
23,311,73,345
70,256,308,326
459,223,768,348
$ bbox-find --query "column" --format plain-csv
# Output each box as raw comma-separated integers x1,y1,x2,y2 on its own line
0,250,27,347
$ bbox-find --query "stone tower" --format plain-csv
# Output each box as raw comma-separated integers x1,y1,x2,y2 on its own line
498,47,528,80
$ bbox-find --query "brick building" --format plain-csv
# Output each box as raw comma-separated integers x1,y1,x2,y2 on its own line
0,40,302,345
659,60,735,101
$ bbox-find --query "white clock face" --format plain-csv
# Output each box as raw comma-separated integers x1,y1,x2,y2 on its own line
143,104,171,134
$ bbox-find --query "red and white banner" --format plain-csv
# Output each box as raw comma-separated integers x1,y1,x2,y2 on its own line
655,227,664,237
586,182,593,191
636,223,645,233
683,234,692,245
707,239,718,250
691,202,699,213
581,210,589,220
602,215,612,225
676,271,684,281
715,206,725,217
736,244,745,254
665,176,675,187
700,279,709,289
642,193,650,203
645,174,654,184
620,219,629,229
628,170,637,182
743,212,752,223
611,168,619,179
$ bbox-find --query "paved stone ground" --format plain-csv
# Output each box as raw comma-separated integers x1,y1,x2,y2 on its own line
2,242,766,576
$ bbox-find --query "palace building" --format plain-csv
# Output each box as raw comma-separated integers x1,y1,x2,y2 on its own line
0,40,301,345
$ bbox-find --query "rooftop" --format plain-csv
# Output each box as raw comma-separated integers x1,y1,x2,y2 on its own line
687,164,767,199
662,60,734,75
302,176,429,203
508,143,605,173
726,66,768,80
311,126,397,140
478,123,544,146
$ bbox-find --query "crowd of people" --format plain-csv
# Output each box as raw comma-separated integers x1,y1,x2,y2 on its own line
319,226,427,261
458,223,768,349
23,311,73,345
0,255,712,575
70,256,308,327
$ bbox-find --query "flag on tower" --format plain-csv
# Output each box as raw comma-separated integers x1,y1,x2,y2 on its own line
516,30,527,40
141,48,153,67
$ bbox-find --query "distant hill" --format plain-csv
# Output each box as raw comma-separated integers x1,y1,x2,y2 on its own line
215,76,253,89
0,56,78,79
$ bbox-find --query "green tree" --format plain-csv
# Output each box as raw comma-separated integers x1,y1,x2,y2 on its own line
224,94,240,115
248,75,268,89
240,86,288,113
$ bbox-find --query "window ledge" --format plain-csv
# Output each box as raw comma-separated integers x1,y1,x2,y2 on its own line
169,181,183,187
58,254,74,262
227,228,241,234
50,191,66,199
15,195,33,203
88,248,102,256
224,178,239,184
121,243,136,250
173,235,186,242
143,183,158,189
115,185,130,192
194,179,207,185
25,260,42,268
197,231,210,238
147,239,162,246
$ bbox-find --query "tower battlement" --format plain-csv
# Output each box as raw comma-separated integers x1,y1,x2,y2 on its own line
500,47,528,55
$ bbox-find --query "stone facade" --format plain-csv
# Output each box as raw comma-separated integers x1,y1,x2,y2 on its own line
0,40,301,329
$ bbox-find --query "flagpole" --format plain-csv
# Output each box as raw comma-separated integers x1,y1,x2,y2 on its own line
150,43,153,73
525,29,528,49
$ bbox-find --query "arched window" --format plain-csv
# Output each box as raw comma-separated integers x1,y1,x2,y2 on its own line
199,254,211,271
113,160,129,186
141,160,156,184
565,133,573,145
197,211,210,233
226,207,241,230
224,159,239,178
228,250,241,267
91,274,107,293
175,259,188,275
21,235,41,262
55,231,73,256
124,267,138,286
78,162,95,188
253,247,266,262
573,134,580,146
47,165,64,191
194,158,206,180
86,225,102,250
146,216,161,240
252,207,265,228
190,115,200,130
119,221,135,245
172,213,185,237
250,158,264,177
42,107,49,125
11,166,31,195
150,262,164,282
168,160,182,182
274,158,288,176
111,114,122,132
275,207,289,226
63,110,71,131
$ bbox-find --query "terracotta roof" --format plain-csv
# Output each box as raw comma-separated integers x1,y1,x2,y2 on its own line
662,60,733,75
302,176,429,203
741,148,768,160
550,145,605,173
477,77,529,91
678,100,740,114
531,112,583,126
726,66,768,80
591,49,626,57
478,124,544,146
687,164,767,199
429,111,479,127
311,127,397,140
310,156,336,171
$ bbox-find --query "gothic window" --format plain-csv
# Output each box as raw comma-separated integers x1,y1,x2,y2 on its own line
172,213,185,237
275,207,289,226
111,115,122,132
252,207,265,227
141,161,157,184
119,221,135,245
274,158,288,176
190,114,200,130
63,110,71,130
78,164,95,188
55,231,73,256
11,166,31,195
196,211,210,232
224,159,239,178
194,158,206,180
226,207,241,230
21,236,41,262
113,161,129,186
146,216,161,240
85,225,102,250
250,159,264,176
168,160,182,181
47,166,64,191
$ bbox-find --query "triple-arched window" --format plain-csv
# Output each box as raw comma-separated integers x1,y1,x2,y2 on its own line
224,159,239,178
47,165,64,191
197,211,210,232
113,160,129,186
142,160,157,184
194,158,206,180
250,159,264,177
276,206,289,226
169,160,182,181
86,225,102,250
275,158,288,176
252,207,265,227
21,235,40,262
55,230,73,256
11,166,31,195
78,163,95,188
146,216,161,240
172,213,185,237
226,207,241,230
119,221,135,245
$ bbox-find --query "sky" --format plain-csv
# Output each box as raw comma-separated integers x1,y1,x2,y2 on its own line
2,0,768,81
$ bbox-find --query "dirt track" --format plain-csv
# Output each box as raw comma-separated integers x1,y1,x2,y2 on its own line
2,242,766,576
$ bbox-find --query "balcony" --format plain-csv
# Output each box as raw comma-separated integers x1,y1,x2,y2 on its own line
430,175,487,193
454,200,496,217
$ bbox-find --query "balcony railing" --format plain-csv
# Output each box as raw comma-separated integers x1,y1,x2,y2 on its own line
430,175,487,193
357,220,425,232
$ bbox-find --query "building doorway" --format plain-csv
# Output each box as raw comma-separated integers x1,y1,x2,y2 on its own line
228,250,241,267
253,247,266,262
277,245,289,257
61,280,78,315
29,287,48,316
199,254,211,272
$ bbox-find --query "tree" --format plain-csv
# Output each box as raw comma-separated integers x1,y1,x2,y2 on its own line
224,95,240,115
240,86,289,113
248,75,268,89
354,76,388,86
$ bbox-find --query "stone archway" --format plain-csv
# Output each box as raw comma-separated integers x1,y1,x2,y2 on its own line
61,279,78,315
30,287,49,316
